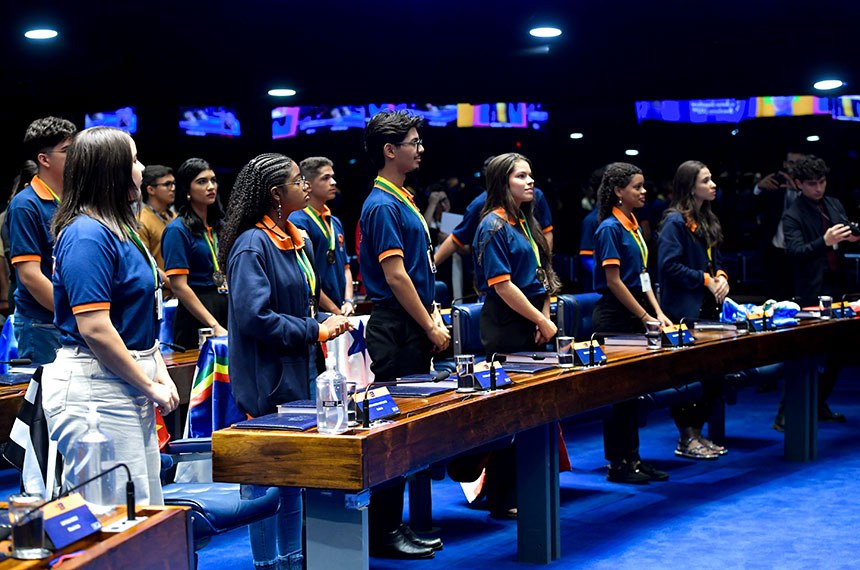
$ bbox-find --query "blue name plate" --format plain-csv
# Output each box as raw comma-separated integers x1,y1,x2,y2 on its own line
662,324,695,347
832,303,856,318
474,367,513,389
573,340,607,366
747,316,773,332
43,492,101,550
356,386,401,421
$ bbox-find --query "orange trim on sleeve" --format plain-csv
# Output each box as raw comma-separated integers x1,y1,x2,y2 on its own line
165,268,190,276
72,302,111,314
716,270,728,281
451,234,465,248
602,258,621,267
578,249,594,256
317,323,330,342
542,225,553,234
487,274,512,287
704,273,711,286
11,254,41,265
378,248,404,262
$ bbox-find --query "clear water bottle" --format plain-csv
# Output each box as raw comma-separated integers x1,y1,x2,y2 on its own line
73,403,116,514
315,356,348,434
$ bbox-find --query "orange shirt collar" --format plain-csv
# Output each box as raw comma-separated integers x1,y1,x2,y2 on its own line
30,176,56,202
255,215,305,251
308,204,332,219
377,175,416,204
491,207,521,226
612,207,639,232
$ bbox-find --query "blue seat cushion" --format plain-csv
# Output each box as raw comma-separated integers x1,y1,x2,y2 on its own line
162,483,280,540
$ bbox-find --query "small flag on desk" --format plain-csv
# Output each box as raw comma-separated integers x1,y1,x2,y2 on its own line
187,338,244,437
326,315,375,388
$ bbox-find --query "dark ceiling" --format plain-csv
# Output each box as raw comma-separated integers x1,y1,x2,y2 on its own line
3,0,858,110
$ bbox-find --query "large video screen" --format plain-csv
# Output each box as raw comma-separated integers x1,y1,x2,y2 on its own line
834,96,860,122
85,106,138,134
456,103,548,129
367,103,459,127
179,106,241,138
272,105,367,139
637,96,832,124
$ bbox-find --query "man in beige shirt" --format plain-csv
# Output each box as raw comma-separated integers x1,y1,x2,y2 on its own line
138,164,176,294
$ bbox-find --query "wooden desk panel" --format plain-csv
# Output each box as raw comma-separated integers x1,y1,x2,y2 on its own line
213,318,860,491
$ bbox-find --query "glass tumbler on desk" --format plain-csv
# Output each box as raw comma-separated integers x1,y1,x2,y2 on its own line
455,354,476,393
819,295,833,320
645,321,662,350
8,494,50,560
556,336,575,368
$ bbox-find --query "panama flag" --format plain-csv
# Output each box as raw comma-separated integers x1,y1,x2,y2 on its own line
326,315,374,388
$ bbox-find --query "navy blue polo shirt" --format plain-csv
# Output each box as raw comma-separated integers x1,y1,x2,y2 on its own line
289,205,348,306
53,216,159,350
227,217,329,417
579,208,600,255
473,209,546,299
6,177,58,322
162,217,218,288
451,188,553,249
593,208,648,293
359,177,436,308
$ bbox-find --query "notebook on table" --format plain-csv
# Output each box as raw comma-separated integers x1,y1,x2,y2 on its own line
232,412,317,431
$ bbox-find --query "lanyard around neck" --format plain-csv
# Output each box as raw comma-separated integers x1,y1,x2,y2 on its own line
374,176,431,246
203,227,220,272
518,215,542,269
34,176,60,205
304,206,335,251
124,225,158,289
627,227,648,270
295,247,316,296
146,203,172,226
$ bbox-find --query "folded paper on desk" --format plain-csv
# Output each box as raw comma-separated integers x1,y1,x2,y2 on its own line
233,413,317,431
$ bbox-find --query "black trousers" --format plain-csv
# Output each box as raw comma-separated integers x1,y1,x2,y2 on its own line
670,378,722,432
480,293,544,356
366,304,432,537
173,286,228,350
594,290,647,464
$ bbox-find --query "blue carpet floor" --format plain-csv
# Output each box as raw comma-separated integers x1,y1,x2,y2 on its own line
4,370,860,569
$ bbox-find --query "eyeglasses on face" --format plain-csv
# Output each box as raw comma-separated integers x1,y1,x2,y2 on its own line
283,175,309,188
393,139,423,149
153,181,176,188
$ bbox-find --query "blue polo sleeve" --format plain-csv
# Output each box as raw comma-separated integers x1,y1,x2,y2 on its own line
229,248,321,347
451,197,483,248
534,188,553,232
594,223,621,267
8,199,44,263
162,223,190,276
657,215,703,290
476,219,513,287
55,223,115,313
364,203,404,262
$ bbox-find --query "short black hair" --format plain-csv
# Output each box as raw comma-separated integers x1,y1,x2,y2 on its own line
142,165,174,202
23,116,77,162
364,110,423,170
300,156,333,181
790,155,829,183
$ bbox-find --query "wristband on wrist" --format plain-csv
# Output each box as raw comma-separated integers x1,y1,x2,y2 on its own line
342,298,354,304
639,311,648,320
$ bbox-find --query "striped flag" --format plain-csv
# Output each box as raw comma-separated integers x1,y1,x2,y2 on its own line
2,367,62,498
187,336,244,438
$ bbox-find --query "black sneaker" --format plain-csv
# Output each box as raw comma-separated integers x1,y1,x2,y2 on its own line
606,463,650,484
636,461,669,482
819,403,847,423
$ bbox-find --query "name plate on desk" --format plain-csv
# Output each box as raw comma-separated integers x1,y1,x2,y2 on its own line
745,313,773,332
832,302,856,318
357,386,401,421
43,492,101,550
573,340,607,366
662,324,695,347
473,367,513,388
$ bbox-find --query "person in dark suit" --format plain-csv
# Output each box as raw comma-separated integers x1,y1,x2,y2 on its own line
658,160,729,460
776,155,859,428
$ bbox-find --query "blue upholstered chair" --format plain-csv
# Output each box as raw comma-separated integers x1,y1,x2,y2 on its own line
451,302,484,359
0,314,17,374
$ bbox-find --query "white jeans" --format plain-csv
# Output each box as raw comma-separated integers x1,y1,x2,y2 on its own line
42,344,163,505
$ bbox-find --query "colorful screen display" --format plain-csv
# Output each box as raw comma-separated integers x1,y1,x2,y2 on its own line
457,103,548,129
272,105,367,139
85,106,138,134
179,106,241,137
637,96,832,124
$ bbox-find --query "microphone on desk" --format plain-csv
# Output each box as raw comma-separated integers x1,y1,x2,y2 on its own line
488,354,507,392
589,332,599,367
0,463,137,541
0,358,32,366
360,371,450,428
679,318,688,347
159,341,187,353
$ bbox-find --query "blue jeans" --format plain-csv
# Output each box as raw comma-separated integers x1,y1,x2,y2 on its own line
242,485,303,570
13,312,60,364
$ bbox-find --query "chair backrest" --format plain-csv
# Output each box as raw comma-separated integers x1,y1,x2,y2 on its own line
435,280,451,309
0,314,17,374
556,292,602,339
451,302,483,357
159,299,179,349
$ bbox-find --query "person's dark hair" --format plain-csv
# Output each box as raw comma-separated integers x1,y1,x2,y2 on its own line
477,152,559,294
790,155,829,183
9,160,38,203
141,165,174,203
23,117,77,163
219,153,294,270
52,127,137,240
596,162,643,222
660,160,723,247
173,158,224,235
300,156,333,181
364,110,423,170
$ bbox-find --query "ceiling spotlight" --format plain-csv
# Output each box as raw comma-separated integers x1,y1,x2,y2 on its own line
813,79,844,91
625,149,639,156
731,129,739,136
268,88,297,97
569,132,584,139
807,135,821,142
529,27,562,38
24,29,58,40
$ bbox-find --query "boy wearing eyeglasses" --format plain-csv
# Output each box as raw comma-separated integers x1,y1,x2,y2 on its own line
138,165,177,283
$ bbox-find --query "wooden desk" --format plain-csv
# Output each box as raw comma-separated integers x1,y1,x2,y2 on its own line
0,506,192,569
213,317,858,568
